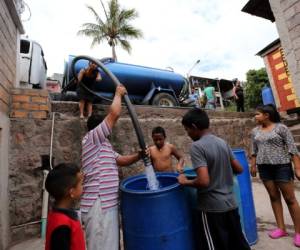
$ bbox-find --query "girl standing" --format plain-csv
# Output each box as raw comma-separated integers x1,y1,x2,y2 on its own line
250,104,300,247
77,62,102,118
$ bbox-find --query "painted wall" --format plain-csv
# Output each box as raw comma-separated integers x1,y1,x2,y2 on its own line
269,0,300,106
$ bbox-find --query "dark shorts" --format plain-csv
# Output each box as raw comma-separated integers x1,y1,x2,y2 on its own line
76,84,95,102
195,208,250,250
257,163,294,182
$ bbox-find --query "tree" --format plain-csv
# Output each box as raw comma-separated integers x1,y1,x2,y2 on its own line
78,0,143,61
244,67,269,110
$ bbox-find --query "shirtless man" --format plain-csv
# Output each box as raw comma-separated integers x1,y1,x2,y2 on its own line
149,126,184,172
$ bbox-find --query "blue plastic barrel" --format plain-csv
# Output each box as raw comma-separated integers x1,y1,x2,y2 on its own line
183,168,198,209
233,176,244,230
262,86,276,106
183,168,244,230
233,149,258,245
120,173,194,250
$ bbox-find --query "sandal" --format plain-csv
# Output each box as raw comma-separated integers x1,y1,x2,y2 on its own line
268,228,288,239
294,233,300,247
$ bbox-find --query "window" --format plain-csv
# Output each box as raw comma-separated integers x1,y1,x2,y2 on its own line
20,39,30,54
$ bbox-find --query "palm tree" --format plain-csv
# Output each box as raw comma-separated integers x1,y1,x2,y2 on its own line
78,0,143,61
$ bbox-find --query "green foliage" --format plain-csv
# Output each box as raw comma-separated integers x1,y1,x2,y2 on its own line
244,68,269,110
77,0,143,60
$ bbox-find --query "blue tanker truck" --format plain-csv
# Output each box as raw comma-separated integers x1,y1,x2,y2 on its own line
61,56,189,106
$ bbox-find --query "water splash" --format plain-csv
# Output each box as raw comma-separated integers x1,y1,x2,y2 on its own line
145,163,159,190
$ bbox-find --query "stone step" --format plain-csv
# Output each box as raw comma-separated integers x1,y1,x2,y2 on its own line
284,119,300,127
291,128,300,135
294,135,300,143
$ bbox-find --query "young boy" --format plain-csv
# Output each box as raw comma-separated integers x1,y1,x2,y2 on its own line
150,126,184,172
178,108,250,250
45,163,85,250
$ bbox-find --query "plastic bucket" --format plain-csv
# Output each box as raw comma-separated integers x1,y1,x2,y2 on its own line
120,173,194,250
233,149,258,245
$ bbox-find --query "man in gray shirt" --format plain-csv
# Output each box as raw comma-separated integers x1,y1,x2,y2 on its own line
178,108,250,250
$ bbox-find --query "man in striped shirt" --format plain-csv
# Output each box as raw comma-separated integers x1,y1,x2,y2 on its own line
81,85,144,250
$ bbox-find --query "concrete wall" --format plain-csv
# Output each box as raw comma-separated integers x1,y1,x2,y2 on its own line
0,114,10,250
8,103,256,243
270,0,300,100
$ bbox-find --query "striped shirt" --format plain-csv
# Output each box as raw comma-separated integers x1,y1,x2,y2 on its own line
80,120,120,213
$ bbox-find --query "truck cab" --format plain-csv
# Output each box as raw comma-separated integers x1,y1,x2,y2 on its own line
19,37,47,89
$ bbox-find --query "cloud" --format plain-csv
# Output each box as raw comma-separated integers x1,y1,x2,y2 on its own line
22,0,278,81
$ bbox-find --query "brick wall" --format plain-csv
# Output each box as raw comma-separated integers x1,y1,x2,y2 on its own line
10,89,51,119
0,0,19,115
0,1,24,249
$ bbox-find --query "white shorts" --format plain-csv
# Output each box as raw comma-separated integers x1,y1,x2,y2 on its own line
81,198,119,250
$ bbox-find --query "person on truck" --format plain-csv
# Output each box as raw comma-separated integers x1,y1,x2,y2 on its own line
77,62,102,118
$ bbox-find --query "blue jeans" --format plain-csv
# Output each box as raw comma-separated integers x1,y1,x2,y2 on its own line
257,163,294,182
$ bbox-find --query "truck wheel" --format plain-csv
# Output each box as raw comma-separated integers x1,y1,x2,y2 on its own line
151,93,177,107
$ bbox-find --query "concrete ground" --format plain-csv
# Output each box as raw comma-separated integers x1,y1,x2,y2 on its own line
9,178,300,250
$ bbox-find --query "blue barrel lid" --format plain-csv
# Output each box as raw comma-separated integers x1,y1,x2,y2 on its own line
232,148,245,153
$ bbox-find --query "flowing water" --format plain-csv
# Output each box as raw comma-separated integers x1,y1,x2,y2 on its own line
144,163,160,190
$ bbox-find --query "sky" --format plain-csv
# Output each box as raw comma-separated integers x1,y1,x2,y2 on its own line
21,0,279,81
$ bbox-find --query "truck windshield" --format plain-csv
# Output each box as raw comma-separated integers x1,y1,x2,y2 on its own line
20,40,30,54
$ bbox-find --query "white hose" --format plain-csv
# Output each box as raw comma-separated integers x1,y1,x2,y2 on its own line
49,112,55,170
41,112,56,238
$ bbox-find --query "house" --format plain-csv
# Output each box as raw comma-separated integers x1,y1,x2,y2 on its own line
0,0,24,249
242,0,300,114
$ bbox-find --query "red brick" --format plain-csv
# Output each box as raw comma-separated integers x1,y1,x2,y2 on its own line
31,111,48,119
23,89,48,97
10,88,25,95
31,96,48,104
38,90,49,97
12,95,30,103
21,103,40,111
10,110,28,118
39,104,50,111
11,102,21,109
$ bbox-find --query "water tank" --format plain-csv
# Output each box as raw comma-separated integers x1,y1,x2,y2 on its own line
262,86,276,106
120,173,194,250
67,55,185,97
233,149,258,246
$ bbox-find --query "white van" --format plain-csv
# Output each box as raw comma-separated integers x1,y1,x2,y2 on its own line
20,37,47,89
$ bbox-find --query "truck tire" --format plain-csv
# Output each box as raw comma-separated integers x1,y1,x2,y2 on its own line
151,93,177,107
